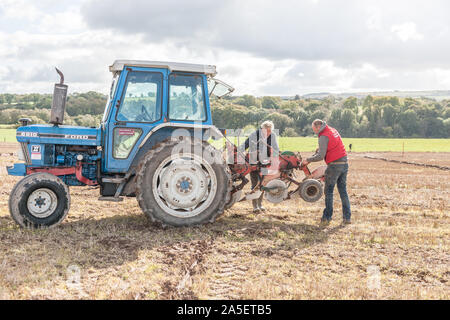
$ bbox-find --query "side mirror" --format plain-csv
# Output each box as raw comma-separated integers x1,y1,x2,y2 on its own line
208,78,234,98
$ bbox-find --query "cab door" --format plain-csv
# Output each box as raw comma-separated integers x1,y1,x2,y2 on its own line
104,67,168,173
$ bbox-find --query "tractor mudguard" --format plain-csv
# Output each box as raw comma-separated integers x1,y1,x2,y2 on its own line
128,126,214,173
117,125,216,197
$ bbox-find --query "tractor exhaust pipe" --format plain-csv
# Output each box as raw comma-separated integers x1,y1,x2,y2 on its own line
50,67,68,126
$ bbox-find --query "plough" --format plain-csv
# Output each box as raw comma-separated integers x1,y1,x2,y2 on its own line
224,141,326,209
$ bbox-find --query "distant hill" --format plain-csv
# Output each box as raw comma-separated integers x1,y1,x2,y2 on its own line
294,90,450,101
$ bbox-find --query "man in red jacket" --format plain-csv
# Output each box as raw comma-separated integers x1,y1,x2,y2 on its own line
302,119,351,226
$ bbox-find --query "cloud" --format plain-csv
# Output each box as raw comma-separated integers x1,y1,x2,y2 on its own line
391,22,424,42
81,0,450,68
1,0,450,95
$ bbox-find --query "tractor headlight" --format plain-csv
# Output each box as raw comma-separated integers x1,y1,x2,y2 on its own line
18,142,31,164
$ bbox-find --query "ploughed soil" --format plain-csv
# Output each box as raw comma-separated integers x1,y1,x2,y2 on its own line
0,143,448,299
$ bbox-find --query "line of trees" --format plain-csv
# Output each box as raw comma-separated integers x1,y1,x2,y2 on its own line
0,92,449,138
212,95,450,138
0,92,106,127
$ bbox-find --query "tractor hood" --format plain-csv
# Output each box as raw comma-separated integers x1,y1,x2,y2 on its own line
16,124,101,146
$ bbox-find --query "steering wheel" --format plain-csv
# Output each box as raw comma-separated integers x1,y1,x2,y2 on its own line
140,105,153,122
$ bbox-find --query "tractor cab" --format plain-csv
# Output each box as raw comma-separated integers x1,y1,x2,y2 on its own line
102,60,233,173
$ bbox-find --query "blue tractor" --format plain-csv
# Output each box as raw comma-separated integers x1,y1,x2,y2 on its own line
6,60,235,228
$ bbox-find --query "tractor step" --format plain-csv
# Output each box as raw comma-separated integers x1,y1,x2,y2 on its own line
102,177,126,184
98,196,124,202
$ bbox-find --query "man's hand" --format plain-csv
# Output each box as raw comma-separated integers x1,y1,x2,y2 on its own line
302,160,309,167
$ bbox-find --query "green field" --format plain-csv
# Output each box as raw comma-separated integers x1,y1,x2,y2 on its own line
0,128,448,152
0,129,17,143
278,137,450,152
218,136,450,152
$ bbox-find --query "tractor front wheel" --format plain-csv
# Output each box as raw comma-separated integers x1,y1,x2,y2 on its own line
9,172,71,228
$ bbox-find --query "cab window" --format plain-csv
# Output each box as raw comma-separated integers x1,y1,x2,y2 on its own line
113,128,142,159
168,73,206,121
116,71,162,122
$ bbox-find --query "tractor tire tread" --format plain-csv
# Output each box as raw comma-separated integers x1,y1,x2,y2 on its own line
135,137,231,227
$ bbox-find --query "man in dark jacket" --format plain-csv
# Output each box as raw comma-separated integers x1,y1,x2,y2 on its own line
239,121,279,213
302,119,351,226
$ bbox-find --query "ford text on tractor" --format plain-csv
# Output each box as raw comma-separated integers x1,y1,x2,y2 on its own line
6,60,324,228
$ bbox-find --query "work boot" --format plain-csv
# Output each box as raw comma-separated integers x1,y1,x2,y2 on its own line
342,219,351,225
257,193,265,212
252,200,261,214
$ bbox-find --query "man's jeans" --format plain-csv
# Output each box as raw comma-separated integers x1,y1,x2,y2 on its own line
322,163,351,221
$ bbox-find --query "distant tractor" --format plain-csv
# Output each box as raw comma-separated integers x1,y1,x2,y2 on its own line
6,60,324,228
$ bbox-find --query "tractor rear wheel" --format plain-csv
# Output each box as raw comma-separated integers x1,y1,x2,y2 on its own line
9,172,71,228
136,138,231,227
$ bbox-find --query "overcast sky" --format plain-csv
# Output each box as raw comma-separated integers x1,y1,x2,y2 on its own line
1,0,449,96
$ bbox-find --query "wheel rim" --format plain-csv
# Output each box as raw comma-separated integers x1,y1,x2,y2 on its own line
152,153,218,218
27,188,58,218
306,185,319,197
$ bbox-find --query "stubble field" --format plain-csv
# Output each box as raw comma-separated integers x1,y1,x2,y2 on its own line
0,142,448,299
